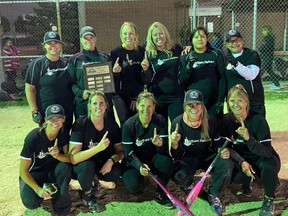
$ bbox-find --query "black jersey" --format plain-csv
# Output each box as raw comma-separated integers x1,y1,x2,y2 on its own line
69,116,121,162
25,56,74,117
68,49,112,105
219,112,279,161
110,46,145,101
225,48,264,105
146,44,184,103
20,128,68,178
171,114,222,159
179,48,226,110
122,113,169,168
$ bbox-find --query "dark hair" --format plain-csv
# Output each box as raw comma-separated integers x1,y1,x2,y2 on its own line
189,26,211,49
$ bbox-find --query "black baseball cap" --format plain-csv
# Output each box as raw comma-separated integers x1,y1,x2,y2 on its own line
43,31,62,44
80,26,96,38
45,104,65,120
184,90,204,105
225,29,242,42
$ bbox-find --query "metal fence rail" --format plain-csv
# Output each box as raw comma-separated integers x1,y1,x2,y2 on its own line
0,0,287,96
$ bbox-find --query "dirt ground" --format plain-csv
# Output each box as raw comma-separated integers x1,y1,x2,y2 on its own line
0,106,288,216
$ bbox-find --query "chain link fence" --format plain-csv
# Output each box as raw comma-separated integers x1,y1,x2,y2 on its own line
0,0,287,100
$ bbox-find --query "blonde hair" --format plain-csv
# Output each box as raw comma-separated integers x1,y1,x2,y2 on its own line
227,84,250,113
87,90,109,119
146,22,173,58
184,103,210,140
136,89,158,107
120,22,139,50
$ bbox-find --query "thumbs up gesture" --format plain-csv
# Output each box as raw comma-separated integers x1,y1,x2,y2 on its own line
97,131,110,151
171,123,181,149
236,118,250,141
141,52,149,71
113,57,122,73
152,128,163,147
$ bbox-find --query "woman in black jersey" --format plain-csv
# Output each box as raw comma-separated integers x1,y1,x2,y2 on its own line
25,31,74,134
122,90,174,209
144,22,184,122
19,104,72,215
218,84,280,216
111,22,148,128
68,90,124,213
180,27,226,119
170,89,228,215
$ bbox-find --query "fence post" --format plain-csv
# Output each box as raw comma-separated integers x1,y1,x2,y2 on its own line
0,23,4,85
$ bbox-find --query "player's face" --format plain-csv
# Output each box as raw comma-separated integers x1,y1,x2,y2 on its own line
121,25,136,49
228,93,248,117
185,103,202,121
44,41,62,56
89,95,107,118
192,30,207,53
137,98,155,124
46,117,65,130
226,36,244,54
81,34,96,51
152,27,166,50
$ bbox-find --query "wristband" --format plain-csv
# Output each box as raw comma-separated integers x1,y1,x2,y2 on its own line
110,157,116,164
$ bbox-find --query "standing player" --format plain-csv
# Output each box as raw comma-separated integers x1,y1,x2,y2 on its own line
179,27,226,119
144,22,184,122
224,29,265,116
68,26,114,119
25,31,74,135
111,22,148,128
19,104,72,215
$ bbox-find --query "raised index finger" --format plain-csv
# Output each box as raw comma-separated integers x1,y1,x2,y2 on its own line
174,123,179,133
144,51,148,60
115,57,119,65
102,131,109,140
54,138,58,147
154,128,157,137
240,118,245,128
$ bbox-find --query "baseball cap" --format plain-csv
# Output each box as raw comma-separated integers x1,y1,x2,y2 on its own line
45,104,65,120
43,31,62,44
184,90,204,105
225,29,242,42
80,26,96,38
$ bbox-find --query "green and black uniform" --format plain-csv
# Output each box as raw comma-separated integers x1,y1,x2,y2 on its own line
19,128,72,215
180,48,226,118
122,113,173,194
224,48,265,116
68,49,113,119
219,112,280,197
145,44,184,122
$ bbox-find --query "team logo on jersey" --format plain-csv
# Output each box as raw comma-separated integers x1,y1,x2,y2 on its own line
226,63,235,70
88,139,98,148
183,137,211,146
135,138,153,146
37,150,50,159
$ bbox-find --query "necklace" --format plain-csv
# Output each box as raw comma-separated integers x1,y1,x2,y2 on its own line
183,112,202,128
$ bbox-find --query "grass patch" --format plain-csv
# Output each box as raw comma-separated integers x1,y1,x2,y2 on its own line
265,91,288,100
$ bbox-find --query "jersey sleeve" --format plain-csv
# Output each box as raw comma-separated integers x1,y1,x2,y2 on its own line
20,129,37,160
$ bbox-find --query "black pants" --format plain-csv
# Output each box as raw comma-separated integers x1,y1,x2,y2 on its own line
112,95,136,128
123,153,173,194
70,159,123,192
172,155,231,196
156,99,183,122
19,162,72,215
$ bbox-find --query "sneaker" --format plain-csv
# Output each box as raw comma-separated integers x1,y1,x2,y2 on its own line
81,192,106,213
241,184,252,197
270,84,281,90
208,193,223,215
156,189,175,210
259,196,274,216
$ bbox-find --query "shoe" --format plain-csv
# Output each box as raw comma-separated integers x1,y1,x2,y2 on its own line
81,192,106,213
181,183,194,195
156,189,175,210
270,84,281,90
208,193,223,215
259,196,274,216
241,184,252,197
